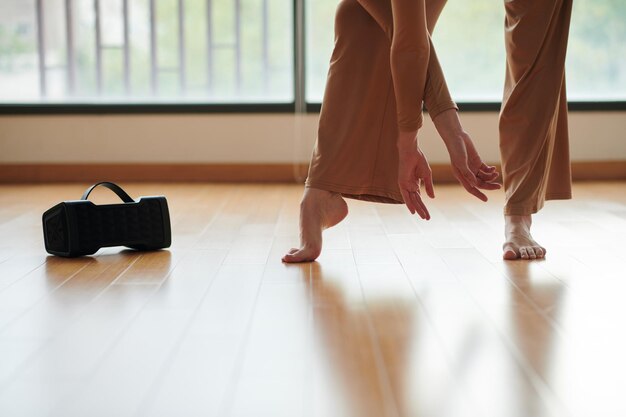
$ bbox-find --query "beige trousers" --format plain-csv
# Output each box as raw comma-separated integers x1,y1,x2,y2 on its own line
500,0,573,215
305,0,456,204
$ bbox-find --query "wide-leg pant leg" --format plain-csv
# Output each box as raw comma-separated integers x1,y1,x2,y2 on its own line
305,0,456,204
499,0,573,215
305,0,404,203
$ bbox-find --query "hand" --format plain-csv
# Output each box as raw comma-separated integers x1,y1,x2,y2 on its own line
431,108,501,201
397,139,435,220
444,132,501,201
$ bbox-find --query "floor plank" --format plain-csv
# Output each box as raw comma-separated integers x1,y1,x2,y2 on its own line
0,182,624,417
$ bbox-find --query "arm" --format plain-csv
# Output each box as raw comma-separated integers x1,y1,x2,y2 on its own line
357,0,456,127
389,0,430,134
389,0,436,217
424,0,458,119
356,0,434,217
423,36,458,119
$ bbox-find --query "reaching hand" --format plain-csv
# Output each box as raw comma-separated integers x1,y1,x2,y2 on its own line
444,132,501,201
397,144,435,219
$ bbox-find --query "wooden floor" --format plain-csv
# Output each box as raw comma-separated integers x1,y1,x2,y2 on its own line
0,182,624,417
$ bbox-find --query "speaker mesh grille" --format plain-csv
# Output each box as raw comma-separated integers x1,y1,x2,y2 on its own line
74,199,165,249
44,208,69,253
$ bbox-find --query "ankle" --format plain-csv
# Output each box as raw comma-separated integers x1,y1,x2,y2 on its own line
303,187,334,200
506,214,531,223
505,215,532,232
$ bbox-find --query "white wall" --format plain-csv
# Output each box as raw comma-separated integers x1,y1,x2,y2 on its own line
1,111,624,164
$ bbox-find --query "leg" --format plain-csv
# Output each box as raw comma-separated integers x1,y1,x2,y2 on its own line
282,187,348,263
284,0,387,262
285,0,458,262
307,0,453,201
500,0,573,260
305,0,403,204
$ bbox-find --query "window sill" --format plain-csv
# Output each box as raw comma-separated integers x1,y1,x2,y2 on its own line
0,101,624,115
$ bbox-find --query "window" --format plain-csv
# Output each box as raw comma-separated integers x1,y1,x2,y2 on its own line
0,0,293,103
1,0,624,107
305,0,626,103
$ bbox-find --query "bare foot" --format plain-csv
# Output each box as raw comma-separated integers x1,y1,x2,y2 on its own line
503,215,546,260
282,188,348,263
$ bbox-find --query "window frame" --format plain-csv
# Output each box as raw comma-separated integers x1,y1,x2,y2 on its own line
0,0,624,115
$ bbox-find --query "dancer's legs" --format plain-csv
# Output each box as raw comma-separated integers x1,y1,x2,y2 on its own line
500,0,573,259
305,0,402,204
284,0,385,263
284,0,452,263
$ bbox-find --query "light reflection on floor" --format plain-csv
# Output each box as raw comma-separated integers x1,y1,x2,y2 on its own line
0,182,624,417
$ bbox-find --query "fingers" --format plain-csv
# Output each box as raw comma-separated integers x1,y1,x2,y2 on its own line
422,170,435,199
400,186,430,220
454,167,488,202
466,184,489,202
459,165,478,187
476,178,502,190
410,190,431,220
452,135,500,198
478,169,499,182
399,159,434,218
475,165,502,190
476,162,499,183
480,162,497,173
400,188,416,215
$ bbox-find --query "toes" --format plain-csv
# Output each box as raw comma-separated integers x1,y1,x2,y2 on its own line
527,247,537,259
281,248,299,262
282,248,320,263
534,246,545,258
282,252,304,263
503,244,518,260
519,247,529,260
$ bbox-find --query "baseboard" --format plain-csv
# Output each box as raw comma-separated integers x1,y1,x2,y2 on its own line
0,161,624,183
0,163,309,183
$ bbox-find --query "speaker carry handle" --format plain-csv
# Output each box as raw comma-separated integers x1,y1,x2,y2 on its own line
81,182,135,203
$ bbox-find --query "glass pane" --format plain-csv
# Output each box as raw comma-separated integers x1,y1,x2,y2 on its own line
567,0,626,100
0,0,39,101
101,0,124,46
0,0,293,103
129,0,152,99
266,0,293,101
102,48,124,97
305,0,626,103
433,0,505,102
184,0,208,95
305,0,335,103
156,0,178,71
157,69,180,97
74,0,97,99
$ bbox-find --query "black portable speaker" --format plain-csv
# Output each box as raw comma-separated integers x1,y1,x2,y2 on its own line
42,182,171,257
